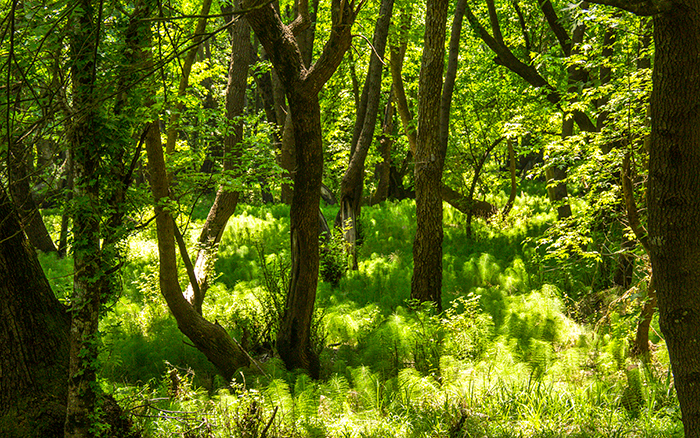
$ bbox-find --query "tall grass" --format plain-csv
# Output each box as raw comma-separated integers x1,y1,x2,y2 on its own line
39,189,681,437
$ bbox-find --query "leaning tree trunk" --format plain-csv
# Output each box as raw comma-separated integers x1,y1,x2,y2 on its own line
648,5,700,435
184,13,250,313
140,0,250,379
410,0,449,311
0,188,70,437
7,140,58,253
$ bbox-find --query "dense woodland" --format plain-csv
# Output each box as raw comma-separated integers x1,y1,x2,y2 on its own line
2,0,700,436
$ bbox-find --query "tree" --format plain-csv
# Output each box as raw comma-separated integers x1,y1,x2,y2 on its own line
142,0,252,380
585,1,700,435
336,0,394,269
0,187,69,437
184,8,251,313
63,2,108,435
244,0,362,375
410,0,450,311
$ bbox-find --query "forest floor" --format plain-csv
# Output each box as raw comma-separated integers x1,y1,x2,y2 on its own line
41,188,683,437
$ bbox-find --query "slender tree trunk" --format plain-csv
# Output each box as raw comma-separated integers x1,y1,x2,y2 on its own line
141,1,250,379
502,138,517,217
164,0,213,155
410,0,449,311
390,6,494,221
648,5,700,435
184,14,250,312
337,0,394,269
144,118,250,379
546,5,589,220
370,95,395,205
64,2,104,436
0,188,70,437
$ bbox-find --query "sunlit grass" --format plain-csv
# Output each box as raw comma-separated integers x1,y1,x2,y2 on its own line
40,190,681,437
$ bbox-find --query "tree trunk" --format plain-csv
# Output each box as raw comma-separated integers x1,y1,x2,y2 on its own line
144,118,250,379
184,14,250,312
337,0,394,269
0,188,70,437
64,2,104,436
245,0,360,376
279,90,324,376
7,141,57,253
648,5,700,435
410,0,449,312
139,0,250,380
370,95,395,205
501,138,517,217
390,7,494,221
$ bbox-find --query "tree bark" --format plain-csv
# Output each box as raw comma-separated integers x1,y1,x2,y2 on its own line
501,138,517,217
7,141,57,253
184,14,250,313
370,94,395,205
337,0,394,269
0,188,70,437
390,9,495,220
410,0,449,312
647,5,700,435
244,0,360,376
144,118,250,380
140,2,250,379
64,2,104,435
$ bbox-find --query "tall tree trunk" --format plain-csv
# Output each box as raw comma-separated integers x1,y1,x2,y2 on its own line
141,1,250,379
337,0,394,269
410,0,449,311
0,188,70,437
390,7,494,221
184,14,251,313
545,4,589,220
64,1,104,436
245,0,360,376
648,5,700,434
501,138,517,217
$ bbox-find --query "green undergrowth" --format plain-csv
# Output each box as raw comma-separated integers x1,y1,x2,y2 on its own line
38,189,681,437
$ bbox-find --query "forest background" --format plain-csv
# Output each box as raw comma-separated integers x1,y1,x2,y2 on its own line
2,0,700,437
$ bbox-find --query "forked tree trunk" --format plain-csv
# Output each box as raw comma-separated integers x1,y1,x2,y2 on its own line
141,1,250,379
144,118,250,379
184,14,250,312
245,0,360,376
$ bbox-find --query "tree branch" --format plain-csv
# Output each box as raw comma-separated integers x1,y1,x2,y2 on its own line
585,0,671,15
539,0,571,56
